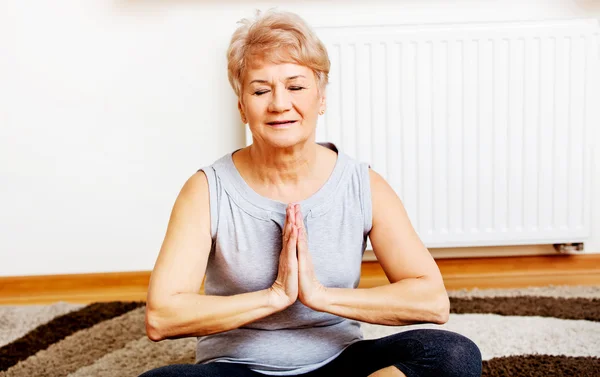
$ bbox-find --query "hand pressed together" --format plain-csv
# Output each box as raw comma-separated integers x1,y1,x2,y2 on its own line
269,203,327,311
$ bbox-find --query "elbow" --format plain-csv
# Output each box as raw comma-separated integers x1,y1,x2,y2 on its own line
431,292,450,325
145,306,166,342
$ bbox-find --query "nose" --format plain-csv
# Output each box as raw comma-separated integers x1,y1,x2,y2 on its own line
268,86,292,113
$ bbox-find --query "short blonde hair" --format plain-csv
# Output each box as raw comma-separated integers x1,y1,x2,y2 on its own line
227,10,330,98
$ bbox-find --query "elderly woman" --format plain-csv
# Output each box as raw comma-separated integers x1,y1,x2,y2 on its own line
141,10,481,377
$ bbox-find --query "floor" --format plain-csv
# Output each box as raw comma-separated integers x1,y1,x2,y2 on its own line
1,254,599,305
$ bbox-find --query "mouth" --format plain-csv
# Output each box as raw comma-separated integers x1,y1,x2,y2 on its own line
266,120,297,127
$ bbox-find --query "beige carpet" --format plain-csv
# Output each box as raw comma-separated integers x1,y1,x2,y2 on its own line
1,285,599,376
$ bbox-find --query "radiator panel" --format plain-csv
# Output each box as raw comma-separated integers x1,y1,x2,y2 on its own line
246,20,599,247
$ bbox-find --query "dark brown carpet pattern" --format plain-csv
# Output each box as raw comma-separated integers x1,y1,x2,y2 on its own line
449,296,600,321
481,355,600,377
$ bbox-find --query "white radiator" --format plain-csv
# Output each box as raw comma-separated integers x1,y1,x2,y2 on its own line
246,19,600,248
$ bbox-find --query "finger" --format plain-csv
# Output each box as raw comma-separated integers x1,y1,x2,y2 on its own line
283,206,293,241
285,227,296,261
294,205,303,231
288,226,298,253
289,203,296,226
283,207,290,234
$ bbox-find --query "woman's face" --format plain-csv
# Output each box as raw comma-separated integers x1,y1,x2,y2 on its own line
239,60,325,149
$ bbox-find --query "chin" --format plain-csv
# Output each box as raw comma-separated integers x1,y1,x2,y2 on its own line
260,132,310,149
265,137,303,149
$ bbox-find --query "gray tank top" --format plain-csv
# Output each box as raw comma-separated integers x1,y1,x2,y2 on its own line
196,142,373,375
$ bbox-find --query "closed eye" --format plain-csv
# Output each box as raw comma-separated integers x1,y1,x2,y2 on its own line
254,87,305,96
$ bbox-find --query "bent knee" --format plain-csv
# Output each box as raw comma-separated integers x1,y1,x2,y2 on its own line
400,329,482,377
432,330,482,377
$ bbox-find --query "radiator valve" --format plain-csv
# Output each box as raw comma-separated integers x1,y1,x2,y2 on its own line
553,243,584,254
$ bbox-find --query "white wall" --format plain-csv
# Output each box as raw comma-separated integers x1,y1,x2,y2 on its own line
1,0,599,276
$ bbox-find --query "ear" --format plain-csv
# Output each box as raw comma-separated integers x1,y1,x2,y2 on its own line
318,93,326,115
238,100,247,124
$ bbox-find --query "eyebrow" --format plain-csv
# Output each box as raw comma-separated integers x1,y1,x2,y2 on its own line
249,75,306,85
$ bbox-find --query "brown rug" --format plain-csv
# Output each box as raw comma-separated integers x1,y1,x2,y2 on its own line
1,285,599,376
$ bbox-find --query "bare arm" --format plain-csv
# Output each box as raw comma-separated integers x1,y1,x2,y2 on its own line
145,171,293,341
308,169,450,326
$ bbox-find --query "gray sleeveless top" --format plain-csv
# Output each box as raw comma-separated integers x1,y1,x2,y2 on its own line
196,142,373,375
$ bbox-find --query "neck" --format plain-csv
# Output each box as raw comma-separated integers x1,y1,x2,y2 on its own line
246,141,319,187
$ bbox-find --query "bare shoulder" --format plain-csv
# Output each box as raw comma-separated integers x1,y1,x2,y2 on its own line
368,168,397,209
368,168,388,190
165,170,211,231
179,170,209,204
166,169,212,248
368,167,408,235
368,168,410,231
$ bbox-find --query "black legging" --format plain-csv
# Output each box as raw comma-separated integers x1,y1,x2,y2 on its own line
139,329,482,377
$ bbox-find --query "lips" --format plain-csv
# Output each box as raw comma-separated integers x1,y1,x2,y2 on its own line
266,120,297,126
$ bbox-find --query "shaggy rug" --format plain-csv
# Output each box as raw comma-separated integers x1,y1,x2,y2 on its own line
1,285,599,377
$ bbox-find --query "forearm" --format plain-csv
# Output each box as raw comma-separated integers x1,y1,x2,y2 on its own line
314,277,450,326
146,288,282,340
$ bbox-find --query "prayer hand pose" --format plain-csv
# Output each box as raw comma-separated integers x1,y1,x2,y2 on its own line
270,203,327,311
